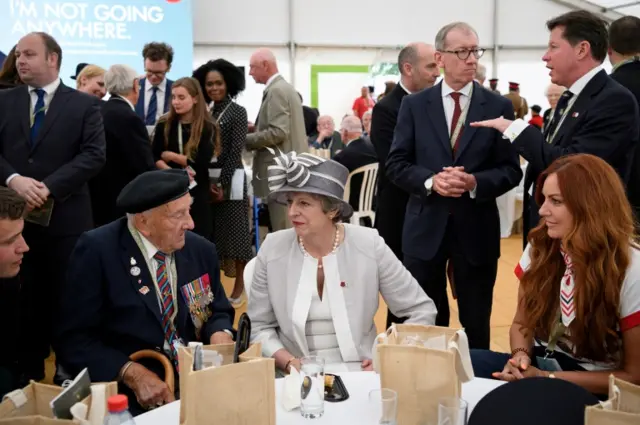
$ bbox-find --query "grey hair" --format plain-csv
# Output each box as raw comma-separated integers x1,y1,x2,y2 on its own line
104,64,139,96
318,195,350,223
476,63,486,81
341,115,363,133
435,22,478,50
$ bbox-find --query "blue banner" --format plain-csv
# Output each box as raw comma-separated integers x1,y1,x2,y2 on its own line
1,0,193,85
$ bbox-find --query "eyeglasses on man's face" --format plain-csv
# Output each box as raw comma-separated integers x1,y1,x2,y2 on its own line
441,48,486,60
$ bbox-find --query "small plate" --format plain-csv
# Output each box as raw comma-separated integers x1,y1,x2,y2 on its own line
324,374,349,402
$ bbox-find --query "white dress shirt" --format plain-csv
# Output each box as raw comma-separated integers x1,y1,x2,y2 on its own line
503,65,603,141
6,78,62,186
143,77,167,123
265,73,281,89
424,80,477,197
398,80,412,95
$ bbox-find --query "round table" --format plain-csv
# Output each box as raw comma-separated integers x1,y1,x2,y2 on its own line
135,371,504,424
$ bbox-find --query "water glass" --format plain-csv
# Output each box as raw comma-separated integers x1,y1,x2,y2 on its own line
299,356,325,419
438,397,468,425
368,388,398,425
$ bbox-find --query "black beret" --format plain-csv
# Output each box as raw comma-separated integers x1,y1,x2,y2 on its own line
469,377,599,425
117,169,190,214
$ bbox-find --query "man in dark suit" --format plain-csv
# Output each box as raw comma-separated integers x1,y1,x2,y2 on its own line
473,10,640,248
333,115,378,212
0,32,105,380
55,170,235,416
370,42,446,328
0,187,30,398
135,42,174,127
91,64,156,227
386,23,522,349
609,16,640,225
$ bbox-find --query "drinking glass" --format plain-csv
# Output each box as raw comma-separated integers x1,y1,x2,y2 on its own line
368,388,398,425
438,397,468,425
299,356,325,418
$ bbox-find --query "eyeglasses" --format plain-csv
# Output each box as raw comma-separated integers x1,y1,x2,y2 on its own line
442,48,486,60
146,69,167,77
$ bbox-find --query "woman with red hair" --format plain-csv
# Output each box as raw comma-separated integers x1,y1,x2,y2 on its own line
471,153,640,394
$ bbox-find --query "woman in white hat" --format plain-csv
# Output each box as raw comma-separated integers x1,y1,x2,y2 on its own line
247,152,436,374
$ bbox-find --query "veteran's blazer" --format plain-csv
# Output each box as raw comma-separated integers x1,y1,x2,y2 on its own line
55,217,235,384
247,224,437,366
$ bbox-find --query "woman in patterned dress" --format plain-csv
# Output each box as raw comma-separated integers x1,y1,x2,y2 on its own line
194,59,253,307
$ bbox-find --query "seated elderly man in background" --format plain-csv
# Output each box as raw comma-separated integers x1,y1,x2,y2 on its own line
333,115,378,214
0,187,30,398
247,152,436,375
56,169,235,416
90,64,156,227
308,115,345,158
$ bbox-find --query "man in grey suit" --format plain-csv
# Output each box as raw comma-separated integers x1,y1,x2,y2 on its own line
247,48,307,231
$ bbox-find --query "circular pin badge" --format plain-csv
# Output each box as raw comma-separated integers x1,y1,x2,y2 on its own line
130,266,141,276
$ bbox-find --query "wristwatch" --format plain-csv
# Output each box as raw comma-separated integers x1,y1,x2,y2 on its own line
547,372,556,379
425,177,434,195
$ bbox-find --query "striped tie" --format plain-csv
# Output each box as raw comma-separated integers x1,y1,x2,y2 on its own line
153,251,180,367
559,249,575,327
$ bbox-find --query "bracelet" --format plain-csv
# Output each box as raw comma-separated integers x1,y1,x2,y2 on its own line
118,361,134,382
510,347,531,358
284,357,297,373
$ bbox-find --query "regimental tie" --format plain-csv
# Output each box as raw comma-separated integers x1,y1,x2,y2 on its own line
450,92,463,156
559,248,576,327
153,251,180,367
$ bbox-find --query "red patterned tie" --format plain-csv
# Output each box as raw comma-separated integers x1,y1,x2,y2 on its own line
449,92,465,156
154,251,180,367
559,248,575,327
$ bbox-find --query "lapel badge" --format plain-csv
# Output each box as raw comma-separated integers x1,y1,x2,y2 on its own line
130,257,137,266
340,281,346,288
572,112,579,118
130,266,141,277
139,286,150,295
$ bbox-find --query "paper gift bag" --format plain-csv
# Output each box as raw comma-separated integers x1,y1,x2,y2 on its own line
585,375,640,425
375,324,474,425
0,380,117,424
178,343,275,425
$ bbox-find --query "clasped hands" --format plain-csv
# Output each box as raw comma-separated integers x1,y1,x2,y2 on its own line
8,175,50,211
492,352,549,382
432,166,476,198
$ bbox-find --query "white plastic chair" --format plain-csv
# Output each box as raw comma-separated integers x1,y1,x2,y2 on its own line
243,257,257,300
343,163,379,226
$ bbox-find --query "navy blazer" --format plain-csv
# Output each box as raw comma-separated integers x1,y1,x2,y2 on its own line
54,218,235,383
386,82,522,264
0,83,106,235
514,70,639,199
134,77,173,121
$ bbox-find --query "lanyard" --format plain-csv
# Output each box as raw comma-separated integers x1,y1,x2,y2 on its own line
450,84,474,146
545,99,575,144
213,101,232,125
177,122,184,155
544,311,566,358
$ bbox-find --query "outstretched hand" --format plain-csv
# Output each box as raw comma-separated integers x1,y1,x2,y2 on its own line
470,116,513,133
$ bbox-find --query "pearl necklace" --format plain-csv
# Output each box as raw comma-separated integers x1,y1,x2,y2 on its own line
298,225,340,269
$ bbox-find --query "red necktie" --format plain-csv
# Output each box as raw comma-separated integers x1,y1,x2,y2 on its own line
450,92,463,156
154,251,180,368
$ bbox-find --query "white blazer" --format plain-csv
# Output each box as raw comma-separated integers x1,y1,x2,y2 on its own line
247,224,437,366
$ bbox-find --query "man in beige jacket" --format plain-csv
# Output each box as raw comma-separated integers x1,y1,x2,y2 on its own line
247,48,307,231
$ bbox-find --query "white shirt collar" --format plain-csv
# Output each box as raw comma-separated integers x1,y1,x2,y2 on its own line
265,73,280,88
113,94,135,111
147,77,167,93
29,77,61,95
398,80,411,95
137,231,164,262
441,80,473,98
568,65,602,96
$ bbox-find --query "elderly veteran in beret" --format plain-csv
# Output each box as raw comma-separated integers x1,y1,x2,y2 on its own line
55,169,235,416
247,152,437,374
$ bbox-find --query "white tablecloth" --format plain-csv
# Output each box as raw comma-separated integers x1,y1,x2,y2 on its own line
136,372,504,425
496,163,528,238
